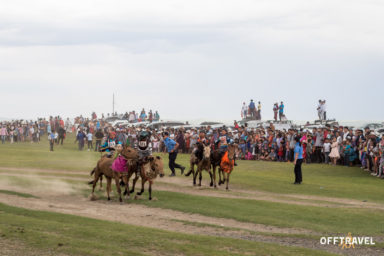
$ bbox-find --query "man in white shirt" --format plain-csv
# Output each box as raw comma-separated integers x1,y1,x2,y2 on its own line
241,102,247,119
322,100,327,120
317,100,323,121
323,138,331,164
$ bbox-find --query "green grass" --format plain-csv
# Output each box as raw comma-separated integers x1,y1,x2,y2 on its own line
0,203,335,256
1,134,383,204
1,134,384,254
91,189,384,237
0,189,39,199
1,135,384,203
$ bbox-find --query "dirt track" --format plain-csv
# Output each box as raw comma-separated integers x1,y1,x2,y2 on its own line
1,167,383,256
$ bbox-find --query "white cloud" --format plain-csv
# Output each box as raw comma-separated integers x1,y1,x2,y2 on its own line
0,0,383,121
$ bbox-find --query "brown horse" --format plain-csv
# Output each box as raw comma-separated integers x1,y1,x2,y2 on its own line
193,145,214,187
128,155,164,200
211,144,237,190
90,146,138,202
219,144,237,190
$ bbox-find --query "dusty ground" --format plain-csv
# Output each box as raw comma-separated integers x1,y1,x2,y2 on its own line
0,167,383,256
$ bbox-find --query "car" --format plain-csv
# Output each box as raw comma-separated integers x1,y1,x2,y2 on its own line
110,120,129,127
374,128,384,137
360,123,384,130
146,121,186,130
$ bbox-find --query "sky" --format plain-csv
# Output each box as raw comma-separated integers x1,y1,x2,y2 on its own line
0,0,383,122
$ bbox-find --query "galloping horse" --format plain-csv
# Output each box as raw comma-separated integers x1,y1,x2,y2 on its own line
211,144,237,190
193,144,214,187
89,146,138,202
127,155,165,200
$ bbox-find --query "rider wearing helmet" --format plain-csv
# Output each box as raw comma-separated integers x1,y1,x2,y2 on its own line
135,130,152,174
137,130,152,158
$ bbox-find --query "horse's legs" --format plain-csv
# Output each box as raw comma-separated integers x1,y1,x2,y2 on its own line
226,173,230,190
212,165,217,187
114,175,122,203
186,163,194,177
106,177,112,201
208,170,213,187
92,173,99,196
148,182,152,200
137,179,145,196
123,175,130,199
198,170,202,186
130,173,139,194
99,175,103,191
218,166,223,185
193,168,198,186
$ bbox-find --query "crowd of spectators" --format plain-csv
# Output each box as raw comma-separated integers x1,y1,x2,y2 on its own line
1,110,383,179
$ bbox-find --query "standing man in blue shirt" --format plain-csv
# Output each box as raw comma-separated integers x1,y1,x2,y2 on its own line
293,137,303,184
249,100,256,119
163,132,185,177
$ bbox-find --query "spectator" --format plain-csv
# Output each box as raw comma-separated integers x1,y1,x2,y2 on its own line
48,132,55,151
241,102,247,119
87,131,93,151
76,129,86,151
249,100,256,119
279,102,285,121
323,138,331,164
95,129,104,152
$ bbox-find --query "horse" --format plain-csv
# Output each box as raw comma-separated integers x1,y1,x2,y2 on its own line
89,146,138,202
211,144,237,190
219,144,237,190
193,144,214,187
185,143,204,178
127,155,165,200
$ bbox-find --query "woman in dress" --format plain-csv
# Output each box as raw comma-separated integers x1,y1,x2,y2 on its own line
329,137,340,165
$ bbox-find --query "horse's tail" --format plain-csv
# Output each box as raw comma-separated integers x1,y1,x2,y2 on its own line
90,167,96,176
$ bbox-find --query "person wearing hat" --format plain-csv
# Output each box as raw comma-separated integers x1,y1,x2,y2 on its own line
163,131,185,176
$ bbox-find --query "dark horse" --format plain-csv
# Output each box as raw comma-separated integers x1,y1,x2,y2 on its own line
193,144,213,187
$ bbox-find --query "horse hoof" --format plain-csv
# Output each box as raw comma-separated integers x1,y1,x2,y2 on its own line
129,189,135,194
119,198,123,203
89,194,97,201
107,197,111,201
198,184,201,187
149,197,152,201
210,183,213,187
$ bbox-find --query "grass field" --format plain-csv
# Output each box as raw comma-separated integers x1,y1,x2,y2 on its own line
0,134,383,255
